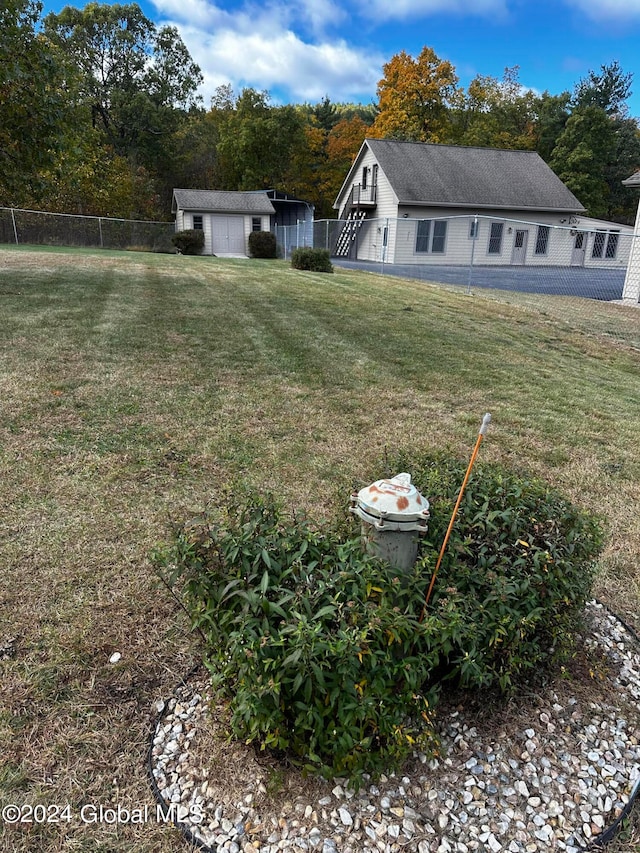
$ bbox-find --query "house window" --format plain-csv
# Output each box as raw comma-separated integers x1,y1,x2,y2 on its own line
469,219,479,239
362,167,368,190
416,219,447,254
535,225,550,255
592,231,619,259
432,220,447,253
192,215,203,230
416,220,431,253
488,222,504,254
252,217,262,232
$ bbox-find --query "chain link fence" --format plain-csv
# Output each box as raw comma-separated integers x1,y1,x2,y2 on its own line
276,214,634,280
0,207,176,252
3,207,638,347
276,214,640,348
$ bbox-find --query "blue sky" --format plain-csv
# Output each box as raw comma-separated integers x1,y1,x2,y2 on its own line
40,0,640,117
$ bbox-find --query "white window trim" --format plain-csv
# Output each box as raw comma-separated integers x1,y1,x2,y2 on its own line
534,225,550,256
416,219,448,254
591,230,620,260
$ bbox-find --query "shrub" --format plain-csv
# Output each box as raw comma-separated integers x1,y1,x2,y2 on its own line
171,229,205,255
248,230,277,259
155,456,603,785
291,247,333,273
379,450,605,691
156,492,439,785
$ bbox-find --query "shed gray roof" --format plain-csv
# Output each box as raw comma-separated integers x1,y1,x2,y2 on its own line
345,139,585,213
622,170,640,187
172,189,275,214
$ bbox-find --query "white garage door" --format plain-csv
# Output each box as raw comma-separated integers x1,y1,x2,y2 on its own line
211,216,246,255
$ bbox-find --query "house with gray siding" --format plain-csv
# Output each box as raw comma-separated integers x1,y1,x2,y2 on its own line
333,139,632,269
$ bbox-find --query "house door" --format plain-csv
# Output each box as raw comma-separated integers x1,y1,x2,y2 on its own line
511,229,528,264
211,216,246,255
571,232,587,266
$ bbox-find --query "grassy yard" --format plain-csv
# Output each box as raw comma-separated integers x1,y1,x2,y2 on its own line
1,246,639,852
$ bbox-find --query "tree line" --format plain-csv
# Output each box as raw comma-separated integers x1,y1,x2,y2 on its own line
2,0,639,224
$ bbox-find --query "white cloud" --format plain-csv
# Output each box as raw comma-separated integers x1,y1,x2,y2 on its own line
564,0,640,20
151,0,381,103
297,0,349,37
197,28,380,102
352,0,508,21
152,0,228,30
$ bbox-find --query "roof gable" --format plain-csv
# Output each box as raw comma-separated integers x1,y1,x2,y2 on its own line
623,169,640,187
340,139,585,213
172,189,275,215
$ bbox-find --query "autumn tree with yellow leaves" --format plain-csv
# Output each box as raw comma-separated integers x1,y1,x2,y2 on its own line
373,46,460,142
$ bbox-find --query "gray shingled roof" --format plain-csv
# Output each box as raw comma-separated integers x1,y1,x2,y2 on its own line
172,189,275,214
622,170,640,187
361,139,585,212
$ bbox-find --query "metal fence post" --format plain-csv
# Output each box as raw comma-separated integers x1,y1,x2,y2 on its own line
380,218,389,273
11,208,18,244
467,215,478,295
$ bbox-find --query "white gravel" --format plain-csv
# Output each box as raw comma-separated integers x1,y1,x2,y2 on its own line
150,601,640,852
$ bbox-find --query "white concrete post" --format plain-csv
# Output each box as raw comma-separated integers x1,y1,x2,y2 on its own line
622,201,640,303
622,171,640,304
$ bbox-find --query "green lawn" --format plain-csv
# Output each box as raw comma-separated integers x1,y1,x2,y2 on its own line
1,246,639,852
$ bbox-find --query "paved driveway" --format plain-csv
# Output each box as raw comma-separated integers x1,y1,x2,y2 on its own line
333,260,626,301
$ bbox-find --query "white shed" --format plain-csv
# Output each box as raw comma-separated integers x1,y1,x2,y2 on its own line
172,189,275,256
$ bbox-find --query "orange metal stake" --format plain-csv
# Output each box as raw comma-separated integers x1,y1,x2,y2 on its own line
419,412,491,622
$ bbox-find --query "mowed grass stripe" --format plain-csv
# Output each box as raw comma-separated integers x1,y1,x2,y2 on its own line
1,247,640,852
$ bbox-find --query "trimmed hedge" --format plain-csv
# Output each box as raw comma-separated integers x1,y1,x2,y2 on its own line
291,247,333,272
248,230,277,259
172,229,205,255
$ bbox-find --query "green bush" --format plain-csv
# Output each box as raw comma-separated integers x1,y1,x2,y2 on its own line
248,230,277,259
291,247,333,273
155,456,603,786
171,229,205,255
381,450,604,691
156,492,439,785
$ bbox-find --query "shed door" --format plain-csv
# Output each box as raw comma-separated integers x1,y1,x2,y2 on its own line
211,216,246,254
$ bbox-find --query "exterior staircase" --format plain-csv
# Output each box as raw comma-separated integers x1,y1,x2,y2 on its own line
333,209,367,258
332,183,376,259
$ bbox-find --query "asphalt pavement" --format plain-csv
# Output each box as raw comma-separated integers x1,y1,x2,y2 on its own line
333,259,626,301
